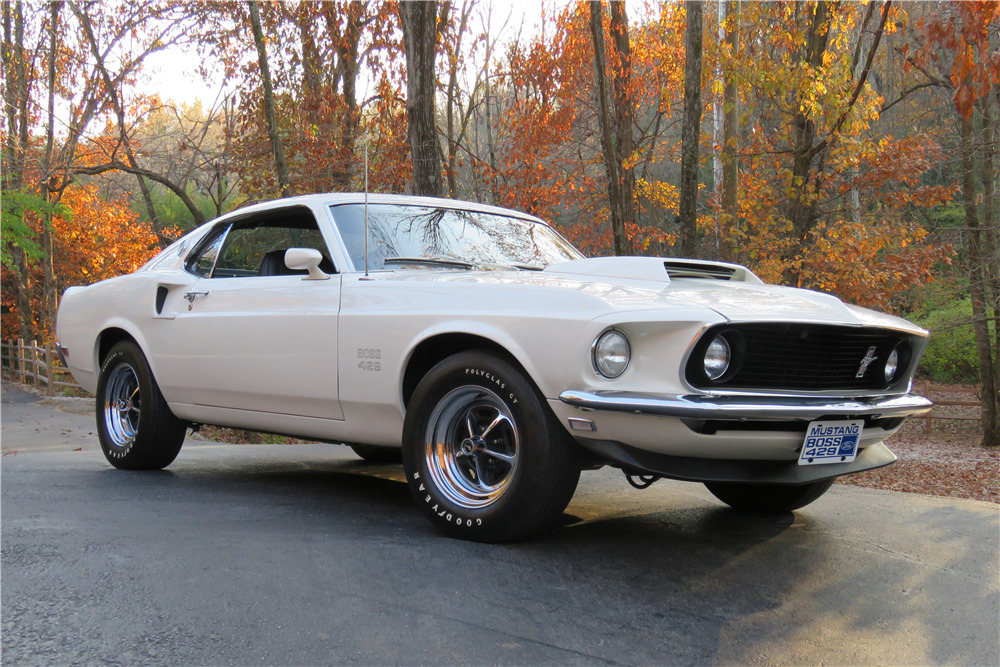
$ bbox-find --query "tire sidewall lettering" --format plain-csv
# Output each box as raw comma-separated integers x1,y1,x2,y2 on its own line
423,495,483,528
464,367,518,405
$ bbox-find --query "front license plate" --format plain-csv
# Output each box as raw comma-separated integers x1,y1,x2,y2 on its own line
798,420,862,465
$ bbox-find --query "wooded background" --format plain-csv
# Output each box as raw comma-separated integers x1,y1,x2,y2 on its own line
2,0,998,443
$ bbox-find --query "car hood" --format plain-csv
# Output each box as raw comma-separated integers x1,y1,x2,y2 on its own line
374,257,924,334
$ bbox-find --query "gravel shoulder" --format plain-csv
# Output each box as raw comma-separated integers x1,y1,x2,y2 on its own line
839,420,999,504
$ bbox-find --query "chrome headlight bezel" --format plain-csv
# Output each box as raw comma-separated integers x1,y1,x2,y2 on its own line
592,329,631,379
685,328,745,387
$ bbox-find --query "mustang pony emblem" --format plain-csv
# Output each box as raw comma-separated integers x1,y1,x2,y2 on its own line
856,345,878,378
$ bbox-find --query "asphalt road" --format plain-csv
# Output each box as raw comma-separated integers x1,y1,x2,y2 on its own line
2,383,998,666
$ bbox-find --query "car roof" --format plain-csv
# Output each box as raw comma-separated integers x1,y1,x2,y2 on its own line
223,193,551,227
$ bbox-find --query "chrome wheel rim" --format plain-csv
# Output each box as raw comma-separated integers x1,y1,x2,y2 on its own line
103,364,140,448
424,386,519,509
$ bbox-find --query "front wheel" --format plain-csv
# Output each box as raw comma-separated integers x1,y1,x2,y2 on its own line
704,479,835,513
402,351,580,542
96,341,186,470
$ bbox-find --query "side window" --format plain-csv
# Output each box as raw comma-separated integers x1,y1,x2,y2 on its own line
186,206,334,279
214,225,328,277
186,225,230,277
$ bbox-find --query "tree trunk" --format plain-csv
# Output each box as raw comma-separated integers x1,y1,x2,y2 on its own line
41,1,60,333
787,2,831,236
2,0,34,339
847,2,877,227
323,1,364,190
678,0,704,258
443,1,473,198
720,0,739,263
978,96,1000,446
961,112,998,446
609,2,636,253
337,3,363,190
589,1,632,256
399,0,444,198
484,67,499,205
249,0,290,198
782,1,833,284
711,0,723,258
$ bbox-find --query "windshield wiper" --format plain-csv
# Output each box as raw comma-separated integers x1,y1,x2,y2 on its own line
383,256,474,269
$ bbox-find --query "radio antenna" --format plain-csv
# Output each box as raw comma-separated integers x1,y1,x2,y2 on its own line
364,141,370,278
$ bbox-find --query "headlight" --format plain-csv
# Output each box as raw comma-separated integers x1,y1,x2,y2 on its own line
593,329,631,378
884,347,899,383
883,341,910,384
704,335,731,380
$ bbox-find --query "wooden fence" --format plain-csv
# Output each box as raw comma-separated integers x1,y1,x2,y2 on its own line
1,339,82,394
917,380,982,433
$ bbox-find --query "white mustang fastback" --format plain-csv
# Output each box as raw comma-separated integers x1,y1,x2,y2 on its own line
56,194,932,541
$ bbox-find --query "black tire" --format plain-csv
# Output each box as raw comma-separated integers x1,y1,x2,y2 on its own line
402,351,581,542
349,443,402,464
96,340,186,470
704,479,835,513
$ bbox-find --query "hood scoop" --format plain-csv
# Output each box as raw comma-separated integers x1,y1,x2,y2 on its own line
545,257,763,285
664,260,734,280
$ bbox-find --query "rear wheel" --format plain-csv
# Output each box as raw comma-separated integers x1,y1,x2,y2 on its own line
402,351,580,542
96,341,186,470
704,479,835,513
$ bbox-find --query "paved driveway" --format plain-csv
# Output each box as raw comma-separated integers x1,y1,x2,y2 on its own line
2,385,998,665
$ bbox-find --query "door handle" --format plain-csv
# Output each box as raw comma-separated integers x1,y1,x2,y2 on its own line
183,291,209,303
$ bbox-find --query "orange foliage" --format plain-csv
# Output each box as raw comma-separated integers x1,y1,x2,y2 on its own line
1,182,176,340
910,0,1000,119
721,130,955,310
484,2,682,255
53,183,175,281
229,1,406,200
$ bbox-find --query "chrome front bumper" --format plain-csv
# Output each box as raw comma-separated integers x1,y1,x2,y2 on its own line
558,390,933,422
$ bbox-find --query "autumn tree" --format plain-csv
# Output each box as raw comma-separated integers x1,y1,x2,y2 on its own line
779,1,894,283
677,0,704,257
2,0,39,339
897,1,1000,445
1,0,203,336
217,1,403,199
439,0,498,199
719,0,739,263
589,0,635,256
399,0,446,197
248,0,289,198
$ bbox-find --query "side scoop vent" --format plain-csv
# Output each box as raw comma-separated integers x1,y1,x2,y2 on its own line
664,261,737,281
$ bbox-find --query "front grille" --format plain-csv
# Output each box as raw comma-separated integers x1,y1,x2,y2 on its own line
686,323,912,391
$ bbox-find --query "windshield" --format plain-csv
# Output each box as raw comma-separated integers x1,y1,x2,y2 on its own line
329,203,583,271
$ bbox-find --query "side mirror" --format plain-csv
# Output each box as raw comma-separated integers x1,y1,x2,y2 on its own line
284,248,330,281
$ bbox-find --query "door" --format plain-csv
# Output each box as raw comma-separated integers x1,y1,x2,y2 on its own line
150,206,344,420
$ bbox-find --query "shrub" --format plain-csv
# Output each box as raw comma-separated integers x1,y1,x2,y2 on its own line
911,296,981,383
